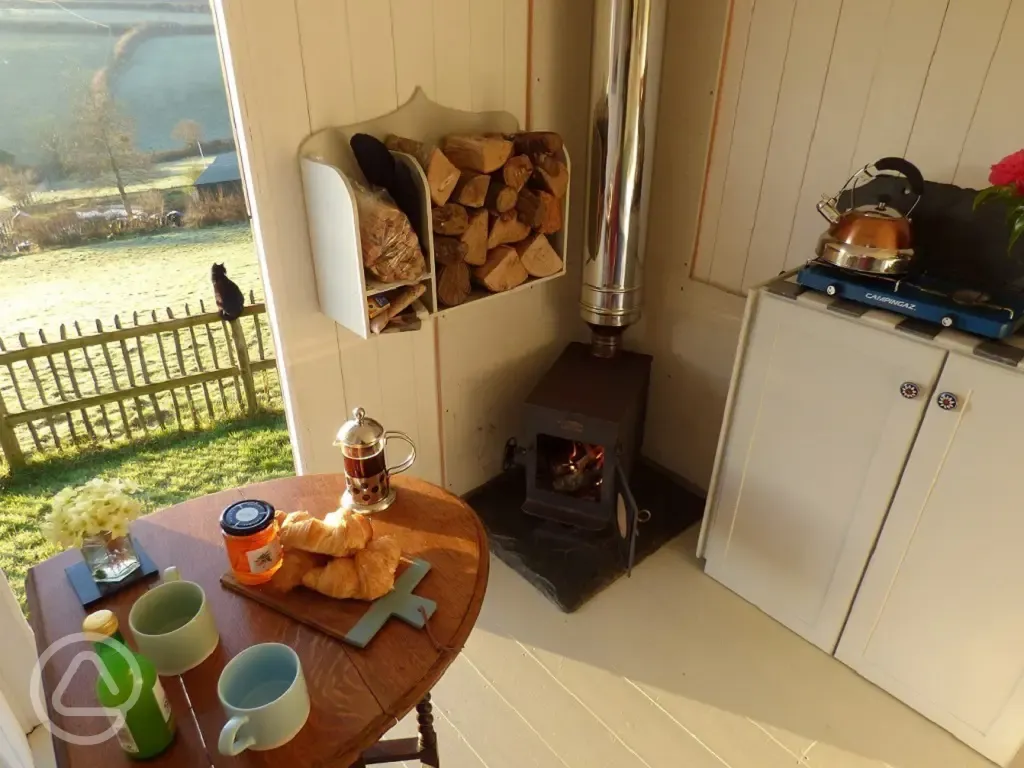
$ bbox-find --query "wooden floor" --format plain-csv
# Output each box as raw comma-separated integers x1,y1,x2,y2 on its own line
27,525,1008,767
385,525,1006,768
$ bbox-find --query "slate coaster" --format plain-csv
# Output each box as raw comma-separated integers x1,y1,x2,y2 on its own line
65,541,159,608
221,557,436,649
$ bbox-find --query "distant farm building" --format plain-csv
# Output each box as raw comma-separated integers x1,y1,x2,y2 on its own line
194,152,242,197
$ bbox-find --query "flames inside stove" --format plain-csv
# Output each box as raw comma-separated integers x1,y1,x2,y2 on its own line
537,434,606,502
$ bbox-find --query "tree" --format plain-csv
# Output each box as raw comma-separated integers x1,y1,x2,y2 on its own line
64,93,150,215
171,119,205,158
0,166,37,208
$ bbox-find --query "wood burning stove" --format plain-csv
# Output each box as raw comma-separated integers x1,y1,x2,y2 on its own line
501,0,666,576
516,342,652,536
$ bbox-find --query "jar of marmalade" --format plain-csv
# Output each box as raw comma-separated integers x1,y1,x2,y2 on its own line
220,500,282,585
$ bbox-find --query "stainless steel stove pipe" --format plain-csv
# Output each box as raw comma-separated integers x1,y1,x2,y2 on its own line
581,0,666,334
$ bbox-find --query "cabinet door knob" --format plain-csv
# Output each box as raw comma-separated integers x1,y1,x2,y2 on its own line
936,392,958,411
900,382,920,399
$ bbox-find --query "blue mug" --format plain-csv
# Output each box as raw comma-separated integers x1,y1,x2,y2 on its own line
217,643,310,754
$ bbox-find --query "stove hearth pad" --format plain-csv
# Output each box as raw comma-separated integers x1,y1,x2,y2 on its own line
466,462,703,612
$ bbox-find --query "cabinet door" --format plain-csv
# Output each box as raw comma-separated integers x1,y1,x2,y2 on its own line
837,354,1024,765
704,295,945,652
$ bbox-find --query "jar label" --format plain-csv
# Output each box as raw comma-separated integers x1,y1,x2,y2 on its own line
246,538,282,574
104,709,139,754
152,678,173,725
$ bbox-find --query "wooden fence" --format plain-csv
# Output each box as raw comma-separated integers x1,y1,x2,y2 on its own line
0,292,278,470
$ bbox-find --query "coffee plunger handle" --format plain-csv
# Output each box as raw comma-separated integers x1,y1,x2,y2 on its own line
384,431,417,475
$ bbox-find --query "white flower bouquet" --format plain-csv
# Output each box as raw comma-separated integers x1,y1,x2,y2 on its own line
43,478,144,548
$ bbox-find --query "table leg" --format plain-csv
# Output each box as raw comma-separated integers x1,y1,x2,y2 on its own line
357,694,440,767
417,694,439,767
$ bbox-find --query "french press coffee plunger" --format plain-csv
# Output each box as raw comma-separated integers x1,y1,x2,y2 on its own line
334,407,417,513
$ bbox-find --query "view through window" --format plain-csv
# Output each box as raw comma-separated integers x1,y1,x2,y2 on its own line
0,0,293,607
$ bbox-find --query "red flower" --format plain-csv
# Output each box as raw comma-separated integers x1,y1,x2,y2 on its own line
989,149,1024,193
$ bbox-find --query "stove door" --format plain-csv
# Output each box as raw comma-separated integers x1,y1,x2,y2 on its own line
615,463,648,576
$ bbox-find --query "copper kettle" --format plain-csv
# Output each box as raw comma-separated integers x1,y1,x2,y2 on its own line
815,157,924,275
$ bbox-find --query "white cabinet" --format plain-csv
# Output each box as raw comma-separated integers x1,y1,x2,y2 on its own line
837,352,1024,765
703,293,946,652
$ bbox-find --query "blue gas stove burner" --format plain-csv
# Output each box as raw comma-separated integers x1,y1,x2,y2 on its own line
796,261,1024,340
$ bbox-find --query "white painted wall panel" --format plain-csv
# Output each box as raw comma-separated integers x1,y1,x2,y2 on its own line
215,0,345,475
438,0,592,494
688,0,1024,296
217,0,580,493
782,0,893,272
846,0,948,174
470,0,507,113
905,0,1011,184
392,0,438,103
740,0,841,291
433,0,473,111
707,0,795,291
954,0,1024,189
692,0,754,284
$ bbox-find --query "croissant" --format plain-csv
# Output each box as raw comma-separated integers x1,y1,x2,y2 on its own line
301,535,402,601
269,548,328,592
278,509,373,557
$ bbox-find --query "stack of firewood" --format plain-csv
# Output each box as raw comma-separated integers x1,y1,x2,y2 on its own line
385,131,568,306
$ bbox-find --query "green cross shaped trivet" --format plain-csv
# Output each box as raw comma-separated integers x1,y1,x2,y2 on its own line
343,557,437,648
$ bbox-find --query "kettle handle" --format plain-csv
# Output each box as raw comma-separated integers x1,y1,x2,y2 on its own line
873,157,925,197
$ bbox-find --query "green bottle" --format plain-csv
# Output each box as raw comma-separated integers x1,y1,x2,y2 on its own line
83,610,175,759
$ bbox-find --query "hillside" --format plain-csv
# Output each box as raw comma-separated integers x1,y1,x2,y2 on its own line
0,3,231,166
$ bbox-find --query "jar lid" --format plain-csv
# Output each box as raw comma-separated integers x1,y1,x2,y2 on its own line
83,609,118,637
334,407,384,448
220,499,276,537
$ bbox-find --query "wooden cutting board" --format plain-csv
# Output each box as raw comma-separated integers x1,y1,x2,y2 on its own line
221,557,437,648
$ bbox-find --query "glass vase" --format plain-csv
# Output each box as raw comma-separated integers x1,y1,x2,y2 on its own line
81,532,141,583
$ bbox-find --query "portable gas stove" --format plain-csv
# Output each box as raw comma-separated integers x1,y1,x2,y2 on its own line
797,261,1024,340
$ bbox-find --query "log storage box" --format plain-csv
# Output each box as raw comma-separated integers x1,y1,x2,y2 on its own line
299,89,570,339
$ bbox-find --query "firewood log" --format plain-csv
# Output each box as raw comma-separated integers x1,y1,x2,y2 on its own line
385,136,460,206
516,188,558,229
515,233,562,278
501,155,533,192
474,246,528,292
537,195,563,235
531,154,569,199
422,148,460,207
434,235,468,267
487,211,531,248
441,135,513,173
370,283,426,334
452,172,490,207
460,210,488,266
384,134,424,155
485,180,518,213
437,261,471,306
432,203,469,235
513,131,563,156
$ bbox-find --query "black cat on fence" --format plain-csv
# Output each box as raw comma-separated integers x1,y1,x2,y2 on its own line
211,263,245,321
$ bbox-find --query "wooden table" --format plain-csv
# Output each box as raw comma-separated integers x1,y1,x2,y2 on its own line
26,474,489,767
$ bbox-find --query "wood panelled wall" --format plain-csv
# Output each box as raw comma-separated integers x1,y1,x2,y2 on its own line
635,0,1024,492
214,0,591,494
691,0,1024,296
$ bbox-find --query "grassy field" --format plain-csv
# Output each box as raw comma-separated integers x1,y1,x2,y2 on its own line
25,156,215,208
0,222,260,346
0,410,294,610
0,15,230,167
0,223,277,462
